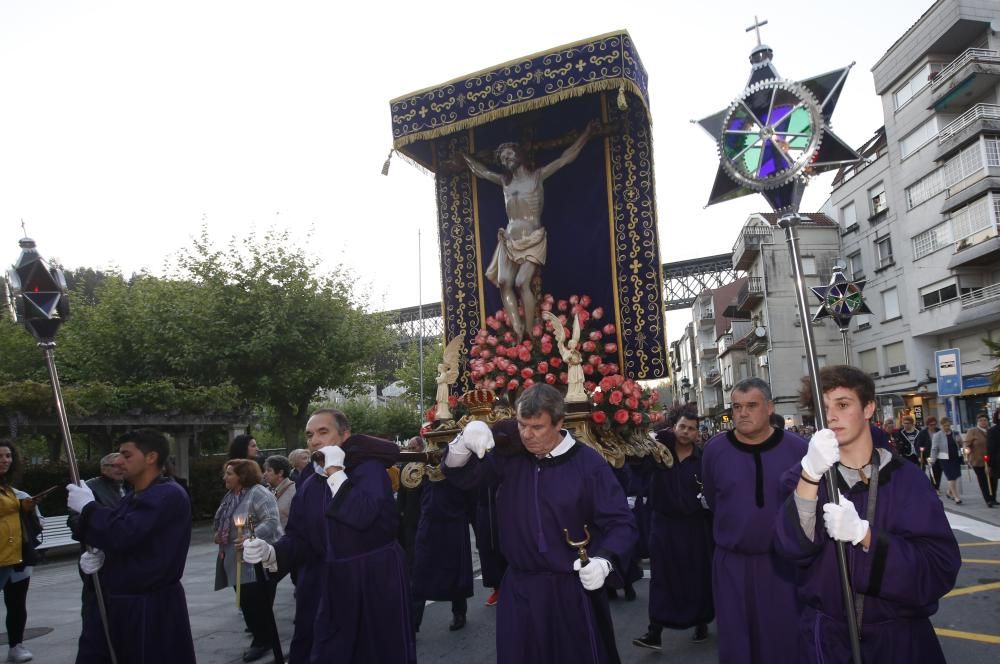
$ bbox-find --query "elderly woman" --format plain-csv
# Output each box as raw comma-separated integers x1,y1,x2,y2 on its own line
931,417,964,505
214,459,282,663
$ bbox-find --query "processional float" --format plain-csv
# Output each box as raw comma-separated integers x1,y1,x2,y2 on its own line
694,17,866,664
386,31,674,484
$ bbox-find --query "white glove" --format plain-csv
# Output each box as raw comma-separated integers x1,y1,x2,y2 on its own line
67,483,96,513
823,493,870,546
801,428,840,480
573,557,612,591
320,445,345,473
626,496,637,510
242,538,278,571
445,421,495,467
326,469,348,498
80,549,105,574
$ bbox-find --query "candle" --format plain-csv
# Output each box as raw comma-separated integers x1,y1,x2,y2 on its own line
233,514,247,608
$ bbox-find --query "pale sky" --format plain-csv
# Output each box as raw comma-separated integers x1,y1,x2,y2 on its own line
0,0,930,343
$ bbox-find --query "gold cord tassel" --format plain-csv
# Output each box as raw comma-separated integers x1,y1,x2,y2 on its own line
617,84,628,111
381,149,394,176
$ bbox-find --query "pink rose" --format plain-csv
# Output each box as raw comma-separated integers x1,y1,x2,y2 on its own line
604,342,618,354
549,357,562,368
540,301,552,311
560,372,569,384
589,331,602,341
507,379,519,391
506,365,518,376
480,349,492,360
540,343,553,355
522,339,533,349
583,364,594,375
631,411,643,425
545,373,557,385
523,378,535,389
557,299,568,312
577,310,590,324
585,381,597,392
503,332,514,344
614,409,629,424
609,390,624,406
531,325,543,338
569,295,579,305
521,367,534,379
600,377,617,392
582,341,597,353
597,363,611,376
588,355,602,367
626,396,640,410
518,347,531,362
592,411,607,425
592,306,604,319
592,391,605,405
537,361,549,374
580,295,592,307
603,323,616,335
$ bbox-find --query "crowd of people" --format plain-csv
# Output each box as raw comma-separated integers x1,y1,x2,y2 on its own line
0,373,996,662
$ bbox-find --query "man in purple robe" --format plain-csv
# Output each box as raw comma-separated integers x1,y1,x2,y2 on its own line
473,478,507,607
444,384,637,664
410,478,474,632
634,406,713,651
701,378,807,664
775,365,960,662
245,417,415,663
67,429,196,664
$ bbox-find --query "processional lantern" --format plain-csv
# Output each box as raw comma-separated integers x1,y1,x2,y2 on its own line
5,237,71,342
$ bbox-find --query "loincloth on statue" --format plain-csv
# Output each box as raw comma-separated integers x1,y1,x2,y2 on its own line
486,227,547,287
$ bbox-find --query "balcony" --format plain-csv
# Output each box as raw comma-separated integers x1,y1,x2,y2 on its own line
736,276,764,312
953,281,1000,329
704,368,722,386
697,307,715,328
961,281,1000,310
732,225,773,271
947,224,1000,269
936,104,1000,154
930,48,1000,113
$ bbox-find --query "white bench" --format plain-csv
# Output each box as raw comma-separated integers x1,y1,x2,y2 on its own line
37,515,77,550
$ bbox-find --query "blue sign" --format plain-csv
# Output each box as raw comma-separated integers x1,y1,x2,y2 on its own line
963,375,991,390
935,348,963,396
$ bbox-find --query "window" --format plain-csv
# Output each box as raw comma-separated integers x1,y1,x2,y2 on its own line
911,222,952,259
892,63,940,109
847,252,864,280
950,195,992,242
885,342,907,375
900,118,938,159
859,348,879,377
985,136,1000,167
801,354,828,377
875,236,893,268
920,281,959,309
943,141,984,188
854,314,872,331
882,287,900,320
801,256,817,275
840,202,857,228
869,182,888,216
905,169,944,209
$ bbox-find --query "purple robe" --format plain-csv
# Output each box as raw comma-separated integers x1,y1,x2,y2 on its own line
701,427,807,664
273,462,330,664
75,477,195,664
775,454,961,663
411,479,474,601
647,446,713,628
312,450,415,663
474,480,508,588
445,433,637,664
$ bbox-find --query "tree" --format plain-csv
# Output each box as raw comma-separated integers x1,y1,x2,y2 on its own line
394,338,443,411
986,337,1000,389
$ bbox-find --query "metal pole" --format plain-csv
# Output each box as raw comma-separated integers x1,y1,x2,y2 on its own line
41,343,118,664
779,214,863,664
841,328,851,365
418,229,425,418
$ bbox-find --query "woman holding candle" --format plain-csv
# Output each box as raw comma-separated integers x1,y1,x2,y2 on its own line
214,458,282,663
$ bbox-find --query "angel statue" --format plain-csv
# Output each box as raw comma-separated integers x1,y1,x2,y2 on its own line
542,311,587,403
434,334,465,420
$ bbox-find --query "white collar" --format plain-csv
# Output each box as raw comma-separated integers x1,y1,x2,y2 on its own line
543,430,575,458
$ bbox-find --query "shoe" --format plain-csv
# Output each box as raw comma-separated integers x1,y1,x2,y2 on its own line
242,645,269,662
7,644,32,663
449,614,466,631
624,585,637,602
954,499,962,505
632,632,662,651
485,589,499,606
693,624,709,643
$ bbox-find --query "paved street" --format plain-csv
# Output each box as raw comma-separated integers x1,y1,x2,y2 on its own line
9,471,1000,663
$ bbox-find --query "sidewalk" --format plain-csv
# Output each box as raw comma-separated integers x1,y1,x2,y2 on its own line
935,465,1000,533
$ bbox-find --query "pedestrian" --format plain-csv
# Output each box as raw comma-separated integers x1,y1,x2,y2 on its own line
67,429,196,664
775,365,960,662
243,411,415,663
963,414,994,507
214,458,282,662
988,411,1000,501
229,434,263,471
443,384,637,663
916,417,939,481
409,476,475,632
263,455,297,528
893,416,920,464
0,440,40,663
700,377,807,664
931,417,963,504
287,449,309,484
634,405,713,652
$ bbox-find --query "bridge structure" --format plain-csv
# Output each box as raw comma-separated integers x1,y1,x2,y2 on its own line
382,253,741,340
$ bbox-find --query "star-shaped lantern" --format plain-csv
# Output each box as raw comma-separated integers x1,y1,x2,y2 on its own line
810,265,871,331
5,237,71,343
696,24,860,213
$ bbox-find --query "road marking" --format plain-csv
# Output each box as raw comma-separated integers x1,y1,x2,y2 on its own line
944,581,1000,598
959,558,1000,565
959,541,1000,547
946,512,1000,541
935,628,1000,644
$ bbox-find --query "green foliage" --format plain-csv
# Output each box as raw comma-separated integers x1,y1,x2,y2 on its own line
187,456,230,520
395,339,443,409
986,337,1000,388
335,398,421,441
17,460,102,517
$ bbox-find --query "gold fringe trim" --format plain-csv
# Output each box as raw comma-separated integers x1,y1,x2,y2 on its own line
392,78,649,153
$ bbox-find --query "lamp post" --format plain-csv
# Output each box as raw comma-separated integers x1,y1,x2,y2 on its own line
681,376,691,404
5,237,118,664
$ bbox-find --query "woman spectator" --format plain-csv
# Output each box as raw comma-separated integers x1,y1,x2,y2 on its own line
931,417,964,504
213,459,282,663
228,435,261,466
262,456,296,530
0,440,39,663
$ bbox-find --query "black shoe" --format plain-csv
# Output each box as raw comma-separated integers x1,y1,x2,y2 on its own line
632,632,662,651
624,585,637,602
449,614,466,631
242,645,270,662
693,624,709,643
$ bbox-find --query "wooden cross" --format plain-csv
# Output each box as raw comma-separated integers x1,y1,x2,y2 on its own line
745,16,769,46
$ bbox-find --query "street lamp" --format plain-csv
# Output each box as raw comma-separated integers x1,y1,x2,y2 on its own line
681,376,691,404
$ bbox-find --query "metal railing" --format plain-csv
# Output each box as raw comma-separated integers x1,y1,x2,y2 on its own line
938,104,1000,144
732,225,774,255
960,282,1000,309
933,48,1000,90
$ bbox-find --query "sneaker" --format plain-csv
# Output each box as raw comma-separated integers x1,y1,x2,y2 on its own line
632,632,662,651
485,589,499,607
8,644,32,663
693,623,709,643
